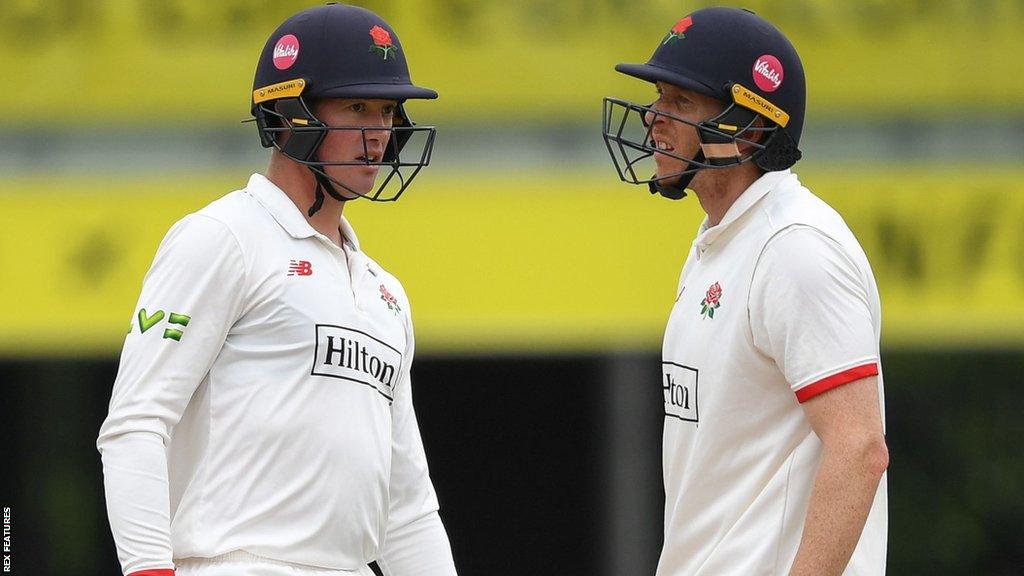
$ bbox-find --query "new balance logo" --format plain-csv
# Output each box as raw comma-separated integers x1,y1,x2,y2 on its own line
288,260,313,276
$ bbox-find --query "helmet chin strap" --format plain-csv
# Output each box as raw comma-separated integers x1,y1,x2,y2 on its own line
305,154,361,217
307,173,328,217
647,150,706,200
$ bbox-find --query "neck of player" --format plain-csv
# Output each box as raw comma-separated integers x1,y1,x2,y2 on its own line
267,153,347,248
691,163,763,227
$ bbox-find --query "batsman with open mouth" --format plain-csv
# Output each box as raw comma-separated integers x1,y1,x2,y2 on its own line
603,7,889,576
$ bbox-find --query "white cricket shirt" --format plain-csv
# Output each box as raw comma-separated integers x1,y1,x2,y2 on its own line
98,174,455,575
657,170,887,575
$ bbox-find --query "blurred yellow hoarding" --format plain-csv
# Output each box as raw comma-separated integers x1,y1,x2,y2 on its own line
2,0,1022,126
1,167,1022,356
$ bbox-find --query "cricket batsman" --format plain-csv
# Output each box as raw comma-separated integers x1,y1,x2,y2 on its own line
603,7,889,575
97,4,457,575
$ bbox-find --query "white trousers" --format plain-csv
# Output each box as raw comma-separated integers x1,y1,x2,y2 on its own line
176,550,376,576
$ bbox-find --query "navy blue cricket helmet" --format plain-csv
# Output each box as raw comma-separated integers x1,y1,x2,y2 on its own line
602,7,805,199
251,3,438,211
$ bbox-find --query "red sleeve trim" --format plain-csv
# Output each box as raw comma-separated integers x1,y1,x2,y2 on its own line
795,362,878,403
128,570,175,576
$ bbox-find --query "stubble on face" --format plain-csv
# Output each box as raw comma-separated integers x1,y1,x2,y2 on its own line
648,83,725,190
314,98,396,197
648,83,766,223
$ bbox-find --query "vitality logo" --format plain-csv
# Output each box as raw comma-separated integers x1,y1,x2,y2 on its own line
272,34,300,70
752,54,784,92
132,308,191,341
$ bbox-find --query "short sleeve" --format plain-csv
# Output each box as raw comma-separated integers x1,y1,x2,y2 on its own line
749,225,879,403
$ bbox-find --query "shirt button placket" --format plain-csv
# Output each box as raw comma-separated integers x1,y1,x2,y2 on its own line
340,243,364,314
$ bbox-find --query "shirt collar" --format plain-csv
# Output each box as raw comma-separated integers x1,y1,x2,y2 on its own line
693,169,794,250
245,173,361,251
339,214,361,251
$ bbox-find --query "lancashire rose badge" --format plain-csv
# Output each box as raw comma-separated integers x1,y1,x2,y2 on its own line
380,284,401,315
369,25,397,60
699,281,722,319
273,34,300,70
663,15,693,45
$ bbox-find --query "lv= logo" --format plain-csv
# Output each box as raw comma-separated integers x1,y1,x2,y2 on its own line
133,308,192,341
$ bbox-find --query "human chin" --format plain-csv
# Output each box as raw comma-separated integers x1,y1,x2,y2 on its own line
327,165,379,198
653,152,688,181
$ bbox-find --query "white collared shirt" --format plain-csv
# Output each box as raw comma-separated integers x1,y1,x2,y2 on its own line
98,174,455,575
657,170,887,575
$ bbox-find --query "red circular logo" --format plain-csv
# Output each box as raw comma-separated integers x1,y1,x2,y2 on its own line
752,54,784,92
272,34,300,70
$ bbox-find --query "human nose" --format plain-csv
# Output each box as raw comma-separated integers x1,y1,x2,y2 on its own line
364,113,391,143
643,100,664,127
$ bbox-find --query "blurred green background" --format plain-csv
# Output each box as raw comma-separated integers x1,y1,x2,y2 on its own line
1,1,1022,574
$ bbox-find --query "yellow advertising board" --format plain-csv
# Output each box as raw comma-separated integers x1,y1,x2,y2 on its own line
1,167,1022,356
1,1,1022,125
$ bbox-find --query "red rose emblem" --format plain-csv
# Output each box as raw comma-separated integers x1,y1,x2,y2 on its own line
663,15,694,45
380,284,401,314
369,25,398,60
672,16,693,35
699,281,723,319
706,282,722,306
370,25,392,47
